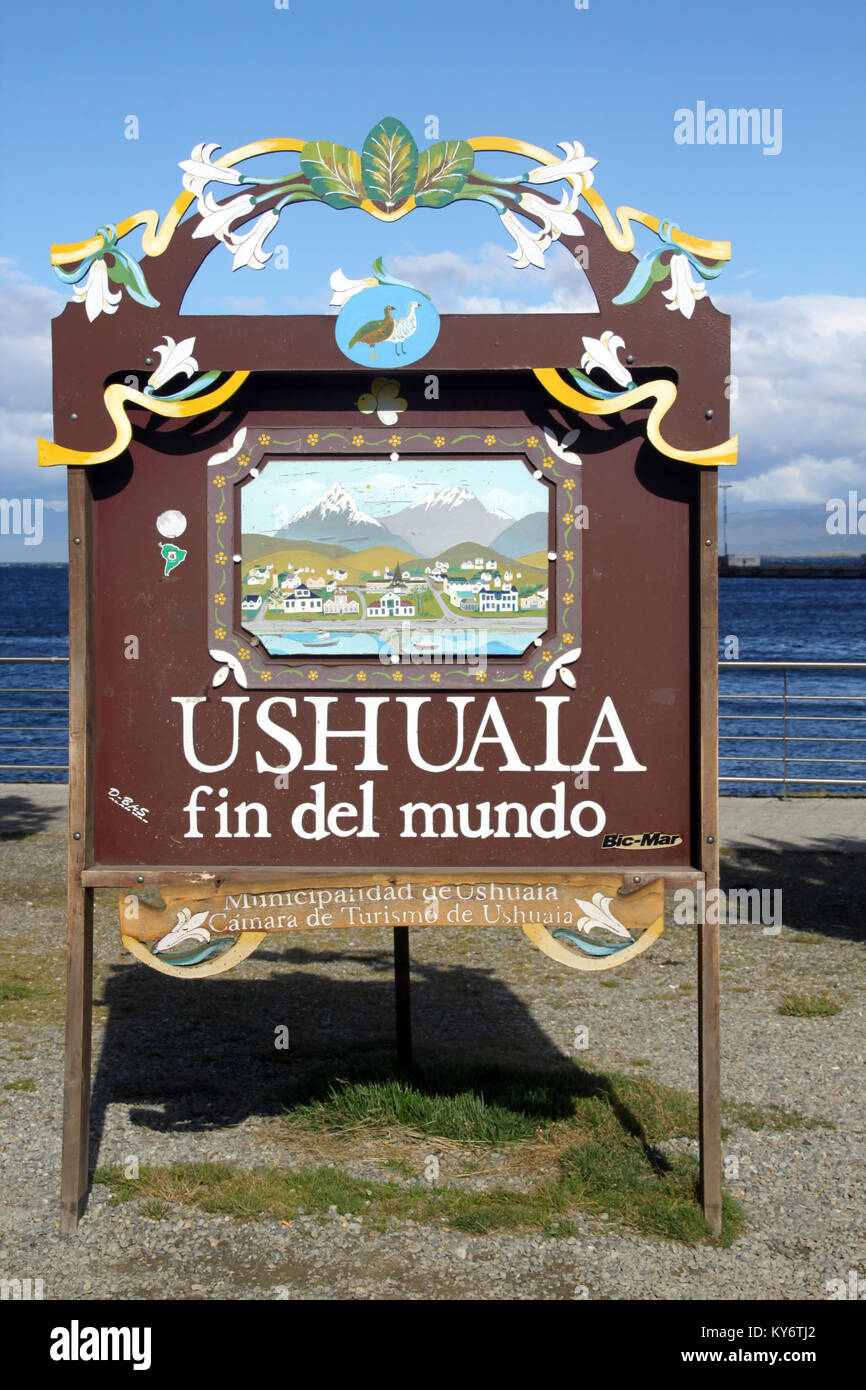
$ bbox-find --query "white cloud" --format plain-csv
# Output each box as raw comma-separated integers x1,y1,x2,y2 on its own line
723,292,866,462
731,454,866,505
0,261,65,495
389,241,597,314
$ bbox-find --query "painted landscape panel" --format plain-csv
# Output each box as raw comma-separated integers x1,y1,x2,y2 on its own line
240,456,551,661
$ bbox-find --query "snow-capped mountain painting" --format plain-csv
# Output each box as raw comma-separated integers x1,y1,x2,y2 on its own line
239,454,552,661
274,480,411,551
387,483,513,552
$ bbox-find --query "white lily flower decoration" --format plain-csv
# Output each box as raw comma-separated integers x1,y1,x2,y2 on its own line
72,259,122,322
527,141,598,196
208,427,248,469
192,191,256,245
573,893,633,941
147,336,198,393
518,190,584,240
155,908,212,954
210,648,248,689
225,208,279,271
662,253,707,320
541,648,581,689
329,268,378,308
500,208,552,269
580,331,634,390
542,426,582,466
179,142,242,199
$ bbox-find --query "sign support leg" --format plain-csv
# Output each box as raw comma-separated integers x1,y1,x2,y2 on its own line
60,884,93,1232
61,466,94,1234
698,468,722,1236
393,926,413,1075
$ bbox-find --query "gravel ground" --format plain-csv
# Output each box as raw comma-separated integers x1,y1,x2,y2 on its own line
1,800,864,1301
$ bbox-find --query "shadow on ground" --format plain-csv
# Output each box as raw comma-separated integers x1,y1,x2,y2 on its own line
721,849,866,943
0,791,65,839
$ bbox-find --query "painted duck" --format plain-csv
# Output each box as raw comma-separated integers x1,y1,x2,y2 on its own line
349,305,395,360
389,301,420,355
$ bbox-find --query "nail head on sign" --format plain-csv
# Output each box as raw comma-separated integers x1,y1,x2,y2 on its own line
547,551,557,561
705,409,714,419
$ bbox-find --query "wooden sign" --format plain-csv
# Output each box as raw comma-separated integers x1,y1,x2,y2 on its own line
44,116,733,1233
119,873,665,976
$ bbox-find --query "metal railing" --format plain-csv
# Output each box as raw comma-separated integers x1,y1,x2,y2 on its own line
0,656,70,774
2,656,865,792
719,661,866,792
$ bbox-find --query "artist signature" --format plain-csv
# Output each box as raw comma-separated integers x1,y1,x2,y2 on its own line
108,788,149,823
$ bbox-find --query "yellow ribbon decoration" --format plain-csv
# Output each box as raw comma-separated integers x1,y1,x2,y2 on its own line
37,372,250,468
533,368,738,468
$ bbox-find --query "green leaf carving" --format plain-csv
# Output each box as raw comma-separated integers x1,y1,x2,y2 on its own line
415,140,474,207
361,118,418,210
105,251,159,309
300,141,365,209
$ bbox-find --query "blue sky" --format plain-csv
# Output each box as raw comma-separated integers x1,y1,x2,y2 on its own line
1,0,864,556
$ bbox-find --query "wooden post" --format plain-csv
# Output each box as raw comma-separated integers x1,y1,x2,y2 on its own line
393,926,413,1075
698,469,722,1236
60,467,94,1234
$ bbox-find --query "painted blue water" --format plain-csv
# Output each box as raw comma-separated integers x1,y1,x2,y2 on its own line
261,628,535,659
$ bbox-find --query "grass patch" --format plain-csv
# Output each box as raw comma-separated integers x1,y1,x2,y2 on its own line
95,1150,740,1246
778,991,842,1017
723,1099,833,1133
281,1063,707,1150
0,959,63,1024
285,1073,540,1144
0,972,37,1002
3,1077,36,1092
93,1062,764,1245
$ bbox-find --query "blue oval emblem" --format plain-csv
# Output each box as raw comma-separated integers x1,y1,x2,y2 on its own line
336,285,439,367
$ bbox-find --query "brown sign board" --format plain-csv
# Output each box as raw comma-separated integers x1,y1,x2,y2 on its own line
44,118,733,1232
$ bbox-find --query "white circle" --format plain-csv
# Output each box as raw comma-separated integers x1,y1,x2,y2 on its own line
156,509,187,538
391,653,400,664
533,470,543,479
390,451,400,463
547,551,558,561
